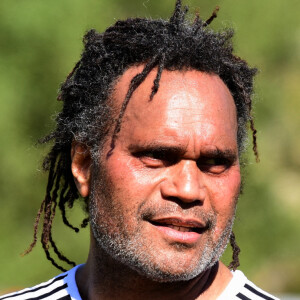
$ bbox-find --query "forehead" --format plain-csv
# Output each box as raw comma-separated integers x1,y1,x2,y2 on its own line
111,66,237,148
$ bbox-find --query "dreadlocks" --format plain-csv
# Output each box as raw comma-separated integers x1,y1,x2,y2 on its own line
25,0,257,272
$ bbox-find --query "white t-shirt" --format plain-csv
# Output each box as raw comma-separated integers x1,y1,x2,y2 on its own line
0,265,279,300
218,270,279,300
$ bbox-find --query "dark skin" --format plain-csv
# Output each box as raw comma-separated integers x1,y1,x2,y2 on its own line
76,248,230,300
72,67,240,299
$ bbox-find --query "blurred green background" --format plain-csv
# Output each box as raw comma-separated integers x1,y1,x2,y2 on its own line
0,0,299,296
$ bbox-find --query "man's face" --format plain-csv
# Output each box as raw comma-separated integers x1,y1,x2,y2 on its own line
89,66,241,281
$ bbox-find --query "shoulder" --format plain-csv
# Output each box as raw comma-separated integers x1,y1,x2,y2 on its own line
218,270,280,300
0,265,82,300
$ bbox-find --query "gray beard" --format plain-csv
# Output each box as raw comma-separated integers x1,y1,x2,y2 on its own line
89,178,236,282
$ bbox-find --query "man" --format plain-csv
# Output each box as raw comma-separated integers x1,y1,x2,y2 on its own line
1,1,278,299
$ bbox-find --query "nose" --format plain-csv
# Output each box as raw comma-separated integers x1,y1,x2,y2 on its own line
160,160,206,203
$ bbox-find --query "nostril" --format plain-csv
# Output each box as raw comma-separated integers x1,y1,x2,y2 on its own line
161,196,204,209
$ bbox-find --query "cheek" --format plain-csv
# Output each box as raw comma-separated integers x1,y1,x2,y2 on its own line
100,156,159,223
107,154,164,194
207,170,241,219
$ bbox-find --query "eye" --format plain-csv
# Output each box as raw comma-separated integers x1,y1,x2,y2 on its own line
144,150,167,160
135,149,178,167
197,157,231,174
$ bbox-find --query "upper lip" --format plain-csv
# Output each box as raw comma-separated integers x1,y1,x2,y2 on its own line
149,217,206,229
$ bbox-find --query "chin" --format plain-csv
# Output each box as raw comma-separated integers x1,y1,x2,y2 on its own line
124,245,223,283
133,256,218,283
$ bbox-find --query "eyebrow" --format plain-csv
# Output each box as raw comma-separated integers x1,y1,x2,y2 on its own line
128,142,237,160
200,148,238,160
128,142,185,154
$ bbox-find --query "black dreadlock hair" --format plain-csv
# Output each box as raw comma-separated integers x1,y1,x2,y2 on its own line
25,0,258,272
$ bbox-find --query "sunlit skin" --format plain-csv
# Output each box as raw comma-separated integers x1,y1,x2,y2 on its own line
71,66,241,299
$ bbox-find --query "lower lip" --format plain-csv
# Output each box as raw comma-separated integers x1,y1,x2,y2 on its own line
153,225,201,243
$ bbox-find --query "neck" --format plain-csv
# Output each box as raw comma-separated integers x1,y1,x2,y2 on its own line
76,245,232,300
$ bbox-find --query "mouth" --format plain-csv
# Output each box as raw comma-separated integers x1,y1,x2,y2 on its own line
149,219,207,233
148,217,208,243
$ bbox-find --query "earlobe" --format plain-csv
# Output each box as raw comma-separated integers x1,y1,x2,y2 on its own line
71,142,92,197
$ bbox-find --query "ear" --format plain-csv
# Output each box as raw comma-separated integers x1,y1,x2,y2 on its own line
71,142,92,197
